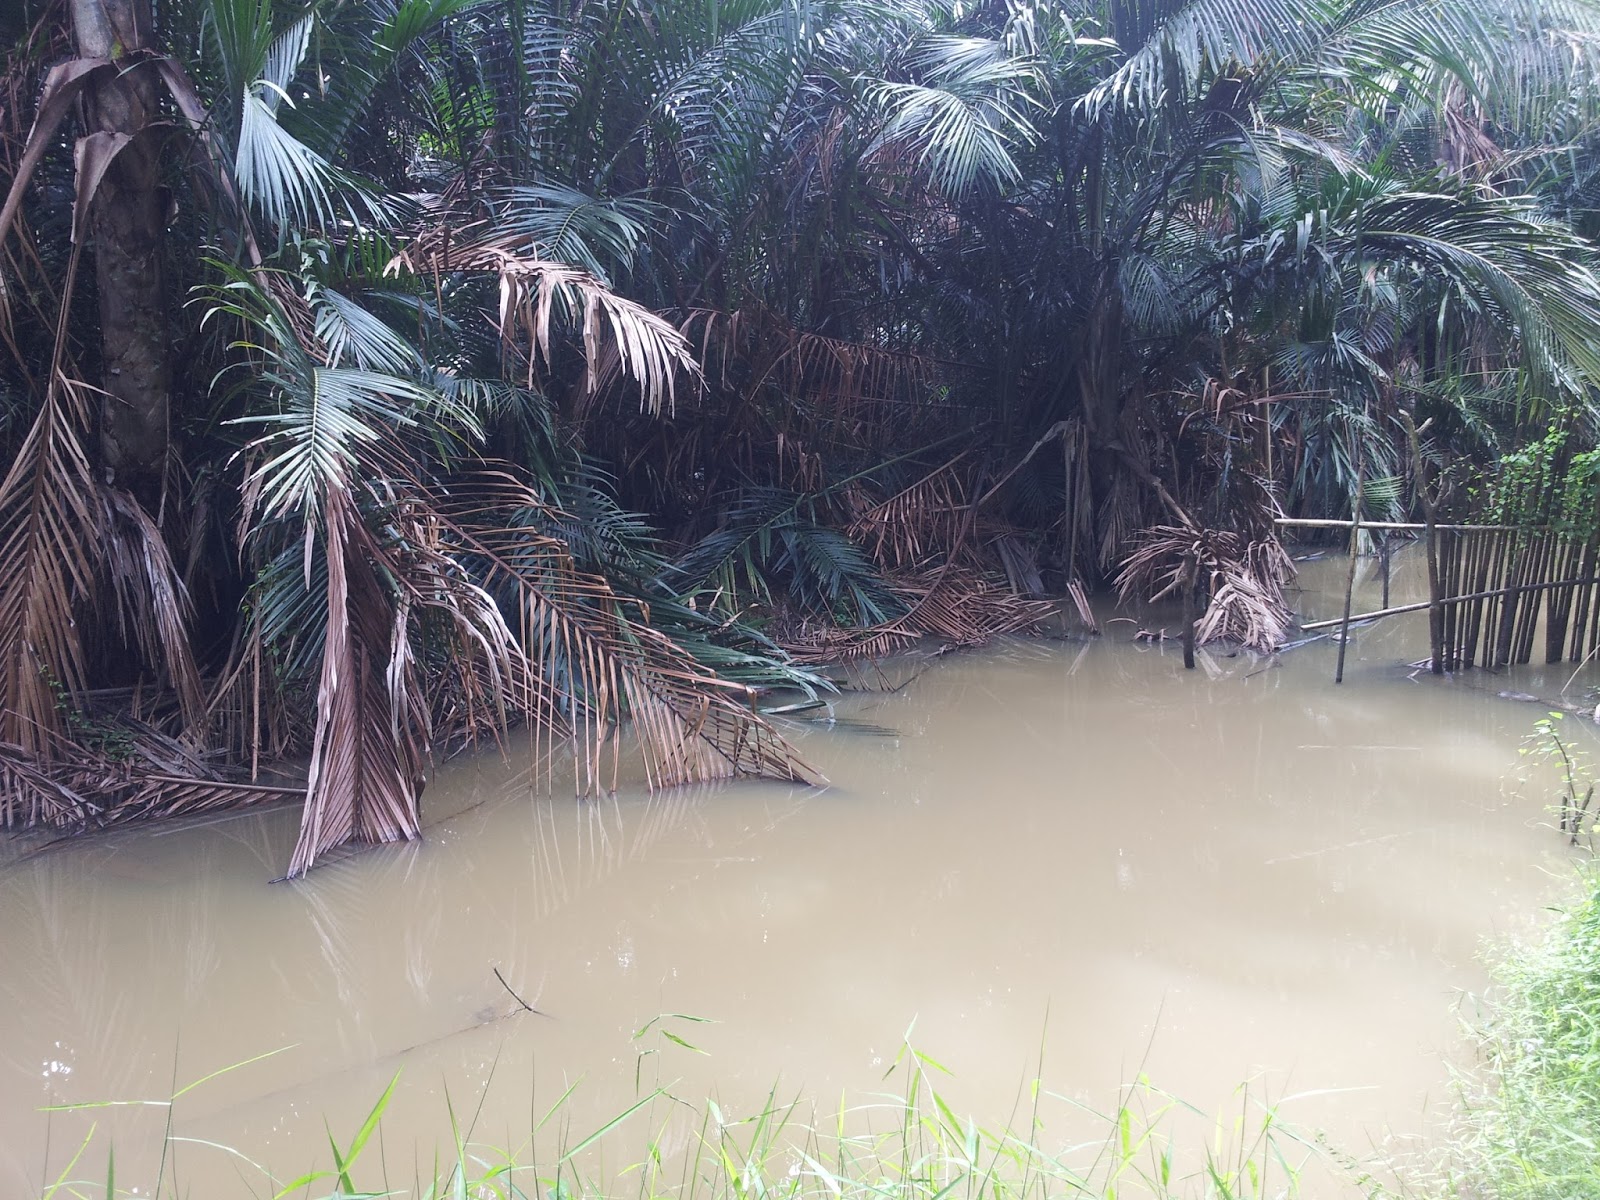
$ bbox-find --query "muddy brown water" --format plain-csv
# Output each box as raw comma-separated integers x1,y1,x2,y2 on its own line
0,552,1588,1195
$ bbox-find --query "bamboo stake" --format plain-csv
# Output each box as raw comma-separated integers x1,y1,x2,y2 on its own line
1493,533,1528,667
1510,532,1544,664
1475,527,1511,667
1549,536,1579,663
1458,529,1478,668
1586,535,1600,664
1335,448,1366,685
1585,492,1600,663
1465,534,1491,672
1441,529,1460,669
1401,414,1444,675
1526,531,1559,662
1182,553,1197,671
1380,533,1391,608
1458,529,1483,666
1519,528,1557,664
1571,538,1594,662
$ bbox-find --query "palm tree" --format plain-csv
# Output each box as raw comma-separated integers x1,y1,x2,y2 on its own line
4,0,1600,871
0,0,825,873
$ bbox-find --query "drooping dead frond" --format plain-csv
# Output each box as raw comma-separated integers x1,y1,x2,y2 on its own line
0,721,296,832
684,308,978,451
106,775,303,824
846,453,973,571
95,485,205,728
1194,536,1295,650
0,739,94,827
268,470,816,877
388,225,700,416
1115,525,1294,653
287,487,428,877
1065,578,1099,633
0,375,101,756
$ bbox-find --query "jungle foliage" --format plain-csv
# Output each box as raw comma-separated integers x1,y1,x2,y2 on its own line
3,0,1600,870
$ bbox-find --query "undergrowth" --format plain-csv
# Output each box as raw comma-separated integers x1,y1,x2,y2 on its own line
1438,866,1600,1200
33,1029,1323,1200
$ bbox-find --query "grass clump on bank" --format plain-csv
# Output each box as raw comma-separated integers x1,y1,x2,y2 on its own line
1445,867,1600,1200
35,1036,1321,1200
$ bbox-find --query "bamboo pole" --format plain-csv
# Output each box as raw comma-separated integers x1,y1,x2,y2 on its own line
1455,531,1472,667
1512,531,1550,664
1335,452,1366,685
1493,532,1529,667
1571,538,1595,662
1586,537,1600,663
1181,551,1197,671
1549,536,1579,663
1402,414,1444,674
1298,576,1600,631
1441,529,1461,669
1275,518,1542,533
1477,527,1512,667
1528,530,1560,662
1380,533,1391,608
1462,528,1491,667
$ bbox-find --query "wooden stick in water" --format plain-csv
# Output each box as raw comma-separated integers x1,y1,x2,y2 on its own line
1335,453,1366,684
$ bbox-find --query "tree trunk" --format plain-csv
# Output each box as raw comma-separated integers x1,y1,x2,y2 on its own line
73,0,170,512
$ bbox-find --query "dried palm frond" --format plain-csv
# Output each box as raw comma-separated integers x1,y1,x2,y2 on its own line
1065,578,1100,633
288,487,429,877
781,563,1052,663
0,739,94,827
846,453,973,571
94,485,205,728
388,224,700,417
1115,525,1294,653
0,721,296,831
1194,536,1296,650
684,308,975,449
0,374,101,756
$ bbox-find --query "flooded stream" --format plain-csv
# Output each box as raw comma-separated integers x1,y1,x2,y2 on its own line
0,554,1585,1195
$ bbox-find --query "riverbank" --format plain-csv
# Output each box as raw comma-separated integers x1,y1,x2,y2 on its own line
28,871,1600,1200
1418,862,1600,1200
36,1043,1325,1199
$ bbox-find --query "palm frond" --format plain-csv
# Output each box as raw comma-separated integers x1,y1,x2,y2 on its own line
0,376,100,756
490,183,661,281
866,33,1041,197
391,223,701,416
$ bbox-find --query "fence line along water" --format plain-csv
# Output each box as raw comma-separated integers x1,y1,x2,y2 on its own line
1280,518,1600,672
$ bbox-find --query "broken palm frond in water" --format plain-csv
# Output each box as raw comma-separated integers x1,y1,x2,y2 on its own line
1115,526,1295,655
778,564,1055,663
268,478,819,880
0,722,299,831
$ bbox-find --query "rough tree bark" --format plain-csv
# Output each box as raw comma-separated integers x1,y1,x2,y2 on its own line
72,0,170,512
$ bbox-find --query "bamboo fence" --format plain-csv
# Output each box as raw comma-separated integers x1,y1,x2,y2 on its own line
1277,518,1600,670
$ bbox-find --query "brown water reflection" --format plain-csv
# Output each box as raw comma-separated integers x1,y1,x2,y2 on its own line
0,551,1584,1195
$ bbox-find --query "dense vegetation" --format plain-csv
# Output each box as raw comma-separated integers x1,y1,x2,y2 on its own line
3,0,1600,871
1444,862,1600,1200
